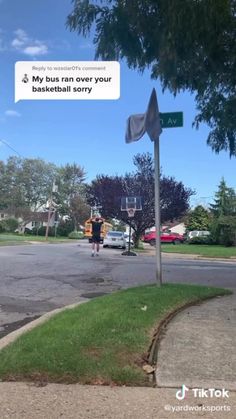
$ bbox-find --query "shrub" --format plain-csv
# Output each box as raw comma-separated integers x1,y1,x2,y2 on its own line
56,220,74,237
0,222,6,233
0,218,19,233
188,236,214,245
68,231,84,239
31,227,40,235
219,226,235,247
36,226,55,237
210,216,236,247
24,227,33,235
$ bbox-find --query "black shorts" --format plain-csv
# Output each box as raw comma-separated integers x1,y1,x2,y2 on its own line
92,235,101,243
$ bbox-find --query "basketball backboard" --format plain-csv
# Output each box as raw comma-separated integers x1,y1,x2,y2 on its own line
121,196,142,211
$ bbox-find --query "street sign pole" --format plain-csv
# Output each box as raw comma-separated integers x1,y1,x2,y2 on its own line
154,111,182,285
125,88,183,287
154,136,162,286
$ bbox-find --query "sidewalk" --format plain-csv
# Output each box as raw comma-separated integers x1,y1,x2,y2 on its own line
156,293,236,390
0,293,235,418
0,382,235,419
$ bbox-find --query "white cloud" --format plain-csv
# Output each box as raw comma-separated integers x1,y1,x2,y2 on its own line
5,110,21,117
23,44,48,56
11,28,49,57
12,38,24,48
14,29,28,42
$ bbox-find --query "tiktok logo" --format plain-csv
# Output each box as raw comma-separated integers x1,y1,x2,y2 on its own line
176,384,189,400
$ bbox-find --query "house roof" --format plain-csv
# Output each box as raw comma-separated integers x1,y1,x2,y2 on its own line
29,211,56,222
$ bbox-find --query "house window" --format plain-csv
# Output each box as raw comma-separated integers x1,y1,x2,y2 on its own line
0,213,5,219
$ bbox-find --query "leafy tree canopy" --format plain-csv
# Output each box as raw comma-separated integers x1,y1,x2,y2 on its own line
0,156,56,214
186,205,211,231
0,157,87,228
86,152,194,242
56,163,87,216
67,0,236,156
210,178,236,217
69,195,90,230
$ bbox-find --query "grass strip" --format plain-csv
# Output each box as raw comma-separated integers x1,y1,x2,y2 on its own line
0,233,70,245
0,283,231,386
161,244,236,258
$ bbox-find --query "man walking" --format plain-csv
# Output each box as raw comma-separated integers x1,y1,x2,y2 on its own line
90,215,104,256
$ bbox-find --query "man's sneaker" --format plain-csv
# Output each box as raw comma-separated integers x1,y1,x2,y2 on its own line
96,253,99,256
91,253,94,257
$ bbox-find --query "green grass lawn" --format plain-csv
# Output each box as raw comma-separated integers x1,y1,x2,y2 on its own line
0,283,230,386
0,233,71,245
160,244,236,258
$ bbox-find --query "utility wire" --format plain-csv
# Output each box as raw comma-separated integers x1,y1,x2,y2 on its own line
0,138,23,158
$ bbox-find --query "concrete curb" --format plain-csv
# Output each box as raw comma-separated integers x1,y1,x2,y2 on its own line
163,253,236,262
0,299,88,351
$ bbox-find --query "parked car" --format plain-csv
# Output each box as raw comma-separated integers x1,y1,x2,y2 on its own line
143,231,185,246
124,233,134,246
187,230,210,240
103,231,126,249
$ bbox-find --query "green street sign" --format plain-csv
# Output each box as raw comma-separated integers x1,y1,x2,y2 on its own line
160,112,183,128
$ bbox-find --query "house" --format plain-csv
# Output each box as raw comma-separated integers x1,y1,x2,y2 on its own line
162,222,186,235
1,210,57,233
145,221,186,236
0,212,7,221
24,211,57,231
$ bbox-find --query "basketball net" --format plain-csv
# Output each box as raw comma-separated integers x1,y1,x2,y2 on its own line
127,208,135,218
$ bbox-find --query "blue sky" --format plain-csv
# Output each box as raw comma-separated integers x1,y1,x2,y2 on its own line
0,0,235,208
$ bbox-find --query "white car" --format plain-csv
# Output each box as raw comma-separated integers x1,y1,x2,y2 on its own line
103,231,126,249
124,233,134,246
187,230,210,240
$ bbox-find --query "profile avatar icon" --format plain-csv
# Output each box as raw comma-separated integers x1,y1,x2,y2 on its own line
22,74,29,83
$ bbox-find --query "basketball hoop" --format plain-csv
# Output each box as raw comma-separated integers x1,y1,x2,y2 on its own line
120,196,141,256
127,208,135,218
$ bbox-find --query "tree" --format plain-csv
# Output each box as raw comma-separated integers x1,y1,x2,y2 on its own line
87,153,194,245
186,205,211,232
55,163,87,230
0,217,19,233
67,0,236,156
209,178,236,246
57,163,86,200
0,157,89,232
0,157,56,228
0,156,25,211
211,215,236,246
70,195,90,230
19,158,57,212
86,174,124,220
210,178,236,217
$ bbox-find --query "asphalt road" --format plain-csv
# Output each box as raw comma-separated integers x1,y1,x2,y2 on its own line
0,241,235,337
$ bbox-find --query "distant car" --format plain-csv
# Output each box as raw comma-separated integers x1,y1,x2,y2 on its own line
143,231,185,246
124,233,134,246
187,230,210,240
103,231,126,249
